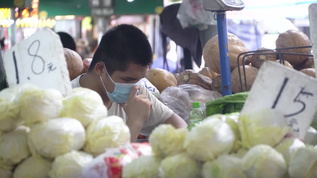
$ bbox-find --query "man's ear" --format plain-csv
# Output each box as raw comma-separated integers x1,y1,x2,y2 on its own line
95,62,105,75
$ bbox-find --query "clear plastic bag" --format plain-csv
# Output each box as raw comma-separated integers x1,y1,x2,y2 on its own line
160,84,222,124
177,0,217,29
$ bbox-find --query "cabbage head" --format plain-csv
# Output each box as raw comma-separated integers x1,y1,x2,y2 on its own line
202,154,247,178
239,108,290,149
288,145,317,178
184,117,234,161
242,144,287,178
49,150,93,178
159,152,202,178
84,116,130,156
122,155,161,178
17,85,63,126
0,86,23,132
13,156,52,178
274,137,305,165
28,118,85,159
61,87,108,127
0,126,30,165
149,124,187,158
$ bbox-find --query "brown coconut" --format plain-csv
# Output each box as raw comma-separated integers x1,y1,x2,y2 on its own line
275,29,312,67
250,47,278,69
146,68,177,93
275,60,294,69
203,33,249,74
231,65,259,94
300,68,316,78
63,48,83,80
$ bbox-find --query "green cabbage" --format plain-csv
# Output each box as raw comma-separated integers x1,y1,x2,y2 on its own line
202,154,247,178
242,144,287,178
13,156,52,178
84,116,130,156
0,85,24,132
0,126,30,166
28,118,85,159
184,117,234,161
239,108,290,149
149,124,187,158
159,152,202,178
288,145,317,178
17,85,63,126
49,151,93,178
61,87,108,127
122,155,161,178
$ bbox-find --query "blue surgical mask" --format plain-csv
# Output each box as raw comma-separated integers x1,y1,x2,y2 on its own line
99,69,139,104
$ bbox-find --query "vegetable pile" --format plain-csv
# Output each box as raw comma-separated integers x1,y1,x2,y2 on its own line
0,84,133,178
124,109,317,178
1,83,317,178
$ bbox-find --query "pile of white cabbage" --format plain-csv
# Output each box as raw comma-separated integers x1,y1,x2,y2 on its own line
122,109,317,178
0,84,131,178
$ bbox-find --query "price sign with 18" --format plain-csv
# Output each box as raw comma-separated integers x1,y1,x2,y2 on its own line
3,27,72,96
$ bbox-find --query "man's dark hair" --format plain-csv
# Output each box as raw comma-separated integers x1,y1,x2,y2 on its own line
89,24,153,74
57,32,77,51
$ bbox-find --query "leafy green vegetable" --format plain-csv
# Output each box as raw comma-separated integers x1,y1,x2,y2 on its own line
205,92,249,116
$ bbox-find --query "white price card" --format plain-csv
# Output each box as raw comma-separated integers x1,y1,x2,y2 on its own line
3,27,72,96
241,61,317,139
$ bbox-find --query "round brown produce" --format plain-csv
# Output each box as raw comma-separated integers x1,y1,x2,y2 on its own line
198,67,219,80
145,68,177,93
63,48,83,80
275,60,293,69
203,33,249,74
250,47,278,69
174,69,212,90
275,29,312,67
300,68,316,78
293,56,314,71
231,65,259,93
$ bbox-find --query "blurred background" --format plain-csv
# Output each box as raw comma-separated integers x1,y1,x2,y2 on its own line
0,0,314,72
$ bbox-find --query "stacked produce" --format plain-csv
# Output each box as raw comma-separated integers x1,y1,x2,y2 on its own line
1,83,317,178
123,109,317,178
0,84,135,178
202,29,315,94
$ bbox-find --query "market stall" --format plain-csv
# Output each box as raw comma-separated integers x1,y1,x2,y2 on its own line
1,1,317,178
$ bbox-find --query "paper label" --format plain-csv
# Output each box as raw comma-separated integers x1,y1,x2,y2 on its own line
241,61,317,139
3,27,72,96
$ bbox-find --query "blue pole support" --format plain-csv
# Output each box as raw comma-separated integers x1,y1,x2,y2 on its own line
216,11,232,96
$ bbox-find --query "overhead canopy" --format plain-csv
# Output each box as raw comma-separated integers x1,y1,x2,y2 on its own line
40,0,163,17
39,0,91,17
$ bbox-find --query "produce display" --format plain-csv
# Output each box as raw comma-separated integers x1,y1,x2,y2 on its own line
200,29,315,94
0,84,128,177
0,26,316,178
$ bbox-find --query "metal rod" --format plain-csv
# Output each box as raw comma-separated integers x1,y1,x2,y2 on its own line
217,12,232,96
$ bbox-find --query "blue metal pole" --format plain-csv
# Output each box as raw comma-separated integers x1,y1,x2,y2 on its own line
217,11,232,96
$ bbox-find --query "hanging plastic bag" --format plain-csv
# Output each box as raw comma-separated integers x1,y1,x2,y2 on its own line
177,0,216,29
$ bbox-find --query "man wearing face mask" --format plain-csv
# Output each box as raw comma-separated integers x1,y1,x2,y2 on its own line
71,24,188,142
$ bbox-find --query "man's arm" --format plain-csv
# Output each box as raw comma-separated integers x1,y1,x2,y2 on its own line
164,113,188,128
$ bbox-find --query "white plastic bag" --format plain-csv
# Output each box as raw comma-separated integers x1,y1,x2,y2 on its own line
160,84,222,124
177,0,216,29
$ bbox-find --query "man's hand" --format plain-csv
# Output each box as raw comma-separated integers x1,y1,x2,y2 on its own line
121,86,152,142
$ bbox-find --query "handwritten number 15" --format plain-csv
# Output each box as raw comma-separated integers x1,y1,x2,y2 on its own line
271,77,313,117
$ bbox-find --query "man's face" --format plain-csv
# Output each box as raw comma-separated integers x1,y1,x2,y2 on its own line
105,63,149,93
